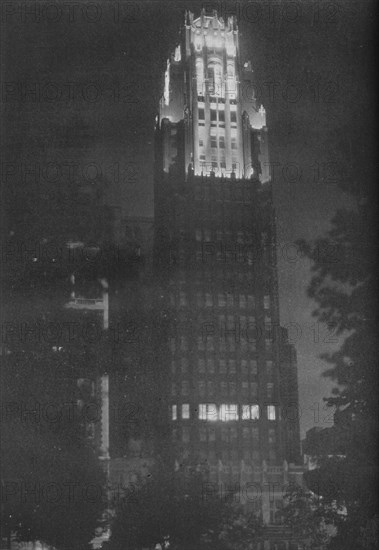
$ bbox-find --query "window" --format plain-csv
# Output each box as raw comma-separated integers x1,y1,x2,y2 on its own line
205,293,213,307
172,404,177,420
219,110,225,122
179,291,187,306
268,428,276,444
199,403,217,421
250,382,258,397
211,135,217,148
196,58,204,95
247,295,255,308
180,336,188,351
239,294,246,309
219,359,227,374
242,381,249,396
182,381,189,396
196,229,202,241
266,361,273,376
199,139,204,147
198,359,205,373
229,382,237,396
219,404,238,421
267,405,276,420
250,360,258,375
208,381,215,396
231,138,237,150
198,108,205,120
182,427,190,443
182,404,190,419
267,383,274,399
230,111,237,123
220,381,228,395
218,293,226,307
264,295,270,309
219,136,225,148
207,359,215,374
210,109,217,122
199,427,207,441
242,404,260,420
198,380,206,396
228,359,236,374
171,383,176,397
226,294,234,307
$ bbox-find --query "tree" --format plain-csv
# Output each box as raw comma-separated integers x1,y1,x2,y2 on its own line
297,117,377,548
105,464,262,550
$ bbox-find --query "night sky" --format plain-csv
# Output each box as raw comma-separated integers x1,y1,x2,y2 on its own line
3,0,376,436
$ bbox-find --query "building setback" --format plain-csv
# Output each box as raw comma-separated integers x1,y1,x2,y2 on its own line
154,9,303,522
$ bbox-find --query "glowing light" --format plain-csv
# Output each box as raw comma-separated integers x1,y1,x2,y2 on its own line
174,44,181,62
164,59,170,105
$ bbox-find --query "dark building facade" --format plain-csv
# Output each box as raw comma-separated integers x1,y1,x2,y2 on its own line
154,10,303,521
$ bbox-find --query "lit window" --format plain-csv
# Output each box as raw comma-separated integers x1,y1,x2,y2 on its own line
219,404,238,421
242,404,260,420
199,403,217,421
172,405,177,420
267,405,276,420
182,404,190,419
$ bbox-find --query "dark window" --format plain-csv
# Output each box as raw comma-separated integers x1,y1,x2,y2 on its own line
198,108,205,120
219,111,225,122
219,136,225,148
230,111,237,123
210,109,217,121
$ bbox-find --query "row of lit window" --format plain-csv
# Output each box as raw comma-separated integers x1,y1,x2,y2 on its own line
172,359,274,376
171,403,277,421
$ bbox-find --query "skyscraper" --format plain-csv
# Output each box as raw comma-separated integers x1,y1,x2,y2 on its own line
154,9,302,521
